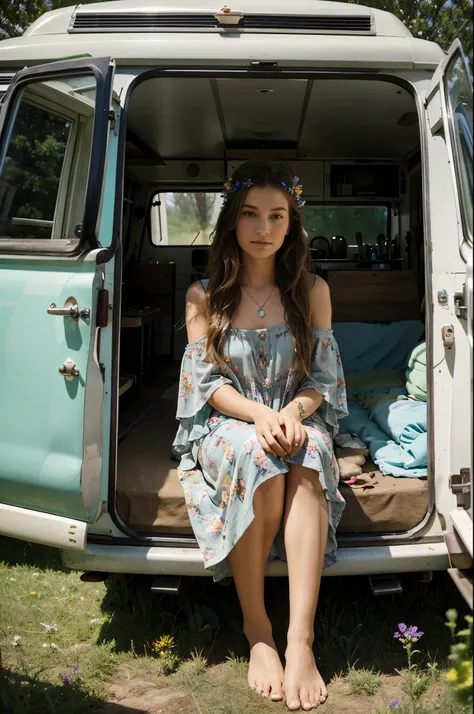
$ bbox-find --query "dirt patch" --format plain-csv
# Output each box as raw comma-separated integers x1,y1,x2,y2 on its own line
323,673,403,713
105,678,190,713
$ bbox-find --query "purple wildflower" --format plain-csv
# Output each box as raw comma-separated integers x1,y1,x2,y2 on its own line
60,674,69,684
406,625,424,641
388,702,400,709
393,623,424,642
73,663,79,672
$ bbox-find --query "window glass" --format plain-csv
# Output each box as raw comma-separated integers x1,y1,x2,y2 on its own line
150,192,389,253
445,53,473,244
0,75,96,243
151,192,223,246
302,205,389,259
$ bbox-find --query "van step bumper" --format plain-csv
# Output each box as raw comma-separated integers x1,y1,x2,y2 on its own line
62,541,449,577
369,574,403,596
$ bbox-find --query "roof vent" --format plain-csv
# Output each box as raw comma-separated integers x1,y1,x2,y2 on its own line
0,72,16,94
69,11,375,35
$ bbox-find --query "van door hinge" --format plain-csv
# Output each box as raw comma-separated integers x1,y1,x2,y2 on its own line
108,110,118,135
449,469,471,508
454,285,467,319
96,289,109,328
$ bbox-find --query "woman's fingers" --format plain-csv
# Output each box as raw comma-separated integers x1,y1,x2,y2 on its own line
270,424,292,455
279,413,295,454
257,432,277,456
292,424,307,455
264,428,289,458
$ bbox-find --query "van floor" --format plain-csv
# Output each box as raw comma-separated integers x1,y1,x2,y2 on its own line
116,367,429,537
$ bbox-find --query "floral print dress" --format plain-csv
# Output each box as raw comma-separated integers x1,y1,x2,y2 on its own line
173,323,348,583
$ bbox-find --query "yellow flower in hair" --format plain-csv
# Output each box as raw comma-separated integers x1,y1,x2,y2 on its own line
294,186,303,196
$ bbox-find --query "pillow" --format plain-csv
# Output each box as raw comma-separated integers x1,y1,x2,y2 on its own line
332,321,425,374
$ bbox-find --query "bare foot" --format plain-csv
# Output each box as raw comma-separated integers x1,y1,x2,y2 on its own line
283,641,328,710
245,622,285,701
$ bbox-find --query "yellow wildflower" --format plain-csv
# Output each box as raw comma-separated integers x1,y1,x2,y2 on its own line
446,669,458,682
152,634,176,653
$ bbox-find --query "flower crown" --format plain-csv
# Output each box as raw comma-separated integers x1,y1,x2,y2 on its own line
221,174,305,210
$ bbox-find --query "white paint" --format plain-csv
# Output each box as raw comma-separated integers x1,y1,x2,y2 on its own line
0,503,87,551
62,540,449,576
450,509,473,557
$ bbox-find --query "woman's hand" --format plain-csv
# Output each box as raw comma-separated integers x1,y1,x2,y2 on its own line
278,404,308,457
252,405,293,458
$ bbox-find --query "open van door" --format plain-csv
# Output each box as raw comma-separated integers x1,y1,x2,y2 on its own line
0,57,116,552
426,41,473,601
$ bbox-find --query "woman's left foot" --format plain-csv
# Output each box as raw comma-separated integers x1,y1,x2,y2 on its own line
283,641,327,710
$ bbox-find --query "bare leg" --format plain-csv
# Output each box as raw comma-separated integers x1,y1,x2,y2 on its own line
282,465,329,710
228,474,286,701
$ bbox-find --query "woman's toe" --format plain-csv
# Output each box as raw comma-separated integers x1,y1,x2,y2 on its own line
286,693,301,711
270,682,284,701
297,686,309,710
262,683,271,697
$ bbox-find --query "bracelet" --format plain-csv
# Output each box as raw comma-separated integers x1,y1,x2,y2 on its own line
292,398,306,419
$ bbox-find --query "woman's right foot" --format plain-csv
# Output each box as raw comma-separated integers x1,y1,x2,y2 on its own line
245,621,285,701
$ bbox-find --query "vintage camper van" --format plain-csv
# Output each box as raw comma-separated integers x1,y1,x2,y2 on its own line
0,0,472,602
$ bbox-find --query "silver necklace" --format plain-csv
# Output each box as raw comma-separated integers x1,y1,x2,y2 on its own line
242,284,276,318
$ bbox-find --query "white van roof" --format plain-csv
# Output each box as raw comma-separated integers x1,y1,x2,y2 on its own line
0,0,444,69
25,0,409,38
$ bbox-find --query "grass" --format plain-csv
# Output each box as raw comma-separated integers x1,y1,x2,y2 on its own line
346,664,382,696
0,535,471,714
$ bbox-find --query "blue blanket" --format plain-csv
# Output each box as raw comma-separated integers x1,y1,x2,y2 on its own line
332,322,427,477
339,398,427,477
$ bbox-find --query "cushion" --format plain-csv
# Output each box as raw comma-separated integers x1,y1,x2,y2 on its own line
332,320,425,374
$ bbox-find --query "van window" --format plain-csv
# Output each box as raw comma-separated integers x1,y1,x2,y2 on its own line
150,191,388,251
150,191,223,246
445,54,473,243
0,75,97,245
299,205,388,259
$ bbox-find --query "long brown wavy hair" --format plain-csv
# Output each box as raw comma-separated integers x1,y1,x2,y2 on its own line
205,161,313,379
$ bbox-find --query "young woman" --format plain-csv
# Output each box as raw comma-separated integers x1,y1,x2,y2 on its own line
173,162,348,711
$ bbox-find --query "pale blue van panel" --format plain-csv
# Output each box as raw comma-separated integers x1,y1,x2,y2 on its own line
96,106,120,505
0,259,102,520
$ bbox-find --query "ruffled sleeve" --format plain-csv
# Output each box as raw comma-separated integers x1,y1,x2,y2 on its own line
295,328,348,430
172,336,234,469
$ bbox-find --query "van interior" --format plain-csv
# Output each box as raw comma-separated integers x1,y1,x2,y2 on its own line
115,74,429,540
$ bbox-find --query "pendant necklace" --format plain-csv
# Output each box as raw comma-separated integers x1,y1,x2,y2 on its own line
242,284,276,319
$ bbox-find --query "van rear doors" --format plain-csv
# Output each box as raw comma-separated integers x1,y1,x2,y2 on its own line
426,40,473,566
0,57,116,551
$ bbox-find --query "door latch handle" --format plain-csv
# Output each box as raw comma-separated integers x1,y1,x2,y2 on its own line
58,358,80,380
441,324,455,348
47,297,90,321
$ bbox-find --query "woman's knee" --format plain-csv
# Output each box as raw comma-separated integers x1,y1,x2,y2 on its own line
286,464,325,497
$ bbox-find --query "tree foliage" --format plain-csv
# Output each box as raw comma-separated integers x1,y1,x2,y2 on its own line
0,100,70,238
348,0,473,56
0,1,102,39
